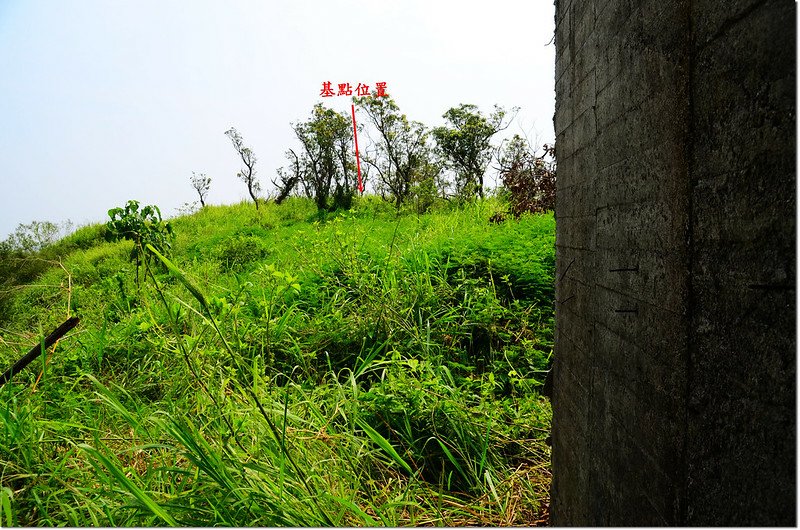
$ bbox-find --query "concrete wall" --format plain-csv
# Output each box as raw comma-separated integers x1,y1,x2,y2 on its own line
551,0,795,525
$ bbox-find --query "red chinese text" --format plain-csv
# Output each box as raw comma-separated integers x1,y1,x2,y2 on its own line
320,81,388,97
320,81,335,97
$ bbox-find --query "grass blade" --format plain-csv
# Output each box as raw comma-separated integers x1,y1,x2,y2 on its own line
0,487,14,527
327,494,380,526
357,419,413,475
146,244,210,313
433,437,469,486
78,444,177,526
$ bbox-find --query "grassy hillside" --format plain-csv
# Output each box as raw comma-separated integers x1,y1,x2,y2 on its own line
0,197,555,526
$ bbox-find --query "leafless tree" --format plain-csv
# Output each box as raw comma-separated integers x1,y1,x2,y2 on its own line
224,127,262,210
190,172,211,207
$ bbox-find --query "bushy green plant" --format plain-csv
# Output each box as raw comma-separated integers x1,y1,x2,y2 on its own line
105,200,174,284
214,233,271,272
358,355,501,492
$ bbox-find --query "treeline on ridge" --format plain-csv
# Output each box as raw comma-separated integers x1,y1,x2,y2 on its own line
214,94,556,216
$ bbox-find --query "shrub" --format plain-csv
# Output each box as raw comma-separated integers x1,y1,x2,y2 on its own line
214,233,271,272
497,137,556,216
105,200,174,284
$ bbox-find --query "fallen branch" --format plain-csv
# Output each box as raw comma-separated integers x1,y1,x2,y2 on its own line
0,316,80,387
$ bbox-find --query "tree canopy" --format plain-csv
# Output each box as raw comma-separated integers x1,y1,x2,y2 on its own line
289,104,357,211
432,104,516,199
355,95,433,209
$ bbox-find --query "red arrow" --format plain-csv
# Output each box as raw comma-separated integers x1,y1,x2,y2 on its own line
351,104,363,194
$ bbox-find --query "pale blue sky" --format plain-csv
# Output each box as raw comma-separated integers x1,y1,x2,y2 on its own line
0,1,555,239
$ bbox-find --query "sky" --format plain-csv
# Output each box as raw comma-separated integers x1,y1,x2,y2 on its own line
0,0,556,240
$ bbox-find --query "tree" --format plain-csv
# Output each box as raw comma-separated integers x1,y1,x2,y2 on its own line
495,136,556,216
290,104,356,211
190,172,211,207
420,158,449,212
432,104,516,199
2,220,63,253
355,94,435,209
272,149,303,205
224,127,262,210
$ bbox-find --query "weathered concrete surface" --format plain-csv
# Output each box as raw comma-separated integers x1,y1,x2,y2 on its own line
551,0,795,525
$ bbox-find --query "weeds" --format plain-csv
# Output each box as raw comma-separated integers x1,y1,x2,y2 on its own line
0,197,553,526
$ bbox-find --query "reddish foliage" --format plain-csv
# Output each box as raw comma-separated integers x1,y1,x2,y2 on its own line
498,140,556,217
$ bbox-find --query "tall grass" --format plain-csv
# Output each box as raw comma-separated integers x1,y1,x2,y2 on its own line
0,197,553,526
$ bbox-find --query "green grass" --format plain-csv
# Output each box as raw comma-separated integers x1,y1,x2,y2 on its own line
0,196,554,526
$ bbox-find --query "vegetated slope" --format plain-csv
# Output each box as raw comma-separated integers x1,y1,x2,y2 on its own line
0,197,554,526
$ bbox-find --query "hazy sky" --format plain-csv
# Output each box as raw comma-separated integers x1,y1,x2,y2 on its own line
0,1,556,239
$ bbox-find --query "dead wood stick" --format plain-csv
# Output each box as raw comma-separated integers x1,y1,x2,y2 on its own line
0,316,80,387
